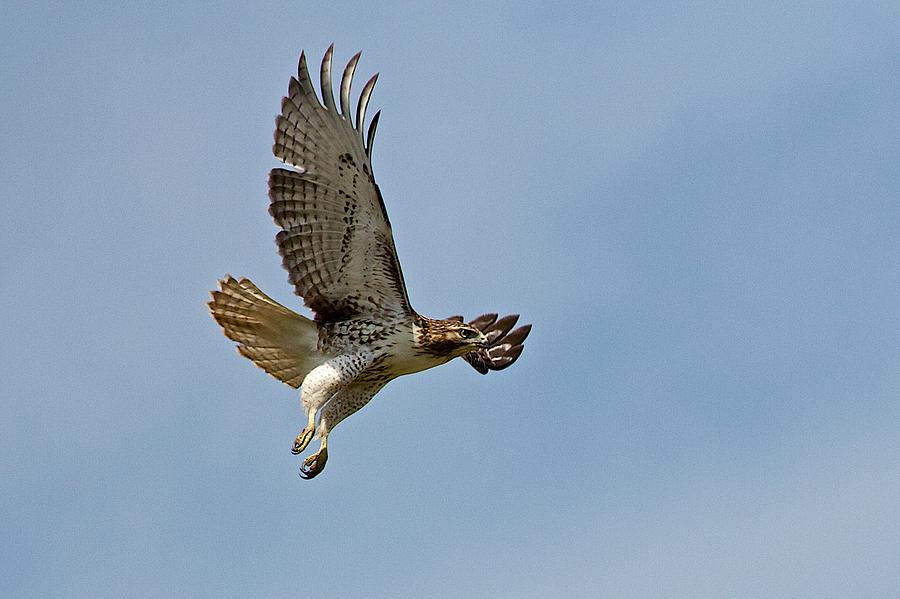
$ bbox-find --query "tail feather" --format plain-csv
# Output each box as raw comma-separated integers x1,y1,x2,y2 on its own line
208,275,327,388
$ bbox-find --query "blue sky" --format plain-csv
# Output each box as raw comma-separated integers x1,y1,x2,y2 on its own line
2,2,899,597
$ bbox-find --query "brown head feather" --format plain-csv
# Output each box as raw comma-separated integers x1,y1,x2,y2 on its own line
415,316,486,358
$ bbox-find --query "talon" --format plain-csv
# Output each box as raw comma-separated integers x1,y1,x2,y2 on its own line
299,447,328,479
292,426,314,455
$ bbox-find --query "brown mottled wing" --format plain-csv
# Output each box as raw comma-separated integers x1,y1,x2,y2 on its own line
448,313,532,374
269,46,412,322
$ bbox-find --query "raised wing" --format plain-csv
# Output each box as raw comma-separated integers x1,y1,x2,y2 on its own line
269,46,412,322
448,313,532,374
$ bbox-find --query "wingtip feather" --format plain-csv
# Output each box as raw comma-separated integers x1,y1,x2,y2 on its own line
356,72,378,135
366,110,381,159
320,44,337,112
340,52,361,118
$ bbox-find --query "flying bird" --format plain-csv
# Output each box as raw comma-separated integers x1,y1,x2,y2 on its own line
208,46,531,479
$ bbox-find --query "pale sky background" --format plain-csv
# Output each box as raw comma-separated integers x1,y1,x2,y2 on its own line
2,2,899,598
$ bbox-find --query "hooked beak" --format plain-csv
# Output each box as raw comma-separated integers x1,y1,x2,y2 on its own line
477,335,490,349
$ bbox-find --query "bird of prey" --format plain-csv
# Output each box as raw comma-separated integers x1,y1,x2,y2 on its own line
208,46,531,479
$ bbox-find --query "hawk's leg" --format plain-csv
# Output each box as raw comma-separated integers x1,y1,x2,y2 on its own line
292,353,372,467
317,378,387,438
296,381,384,479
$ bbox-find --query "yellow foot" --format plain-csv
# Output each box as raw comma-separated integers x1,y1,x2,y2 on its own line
291,426,315,455
299,447,328,479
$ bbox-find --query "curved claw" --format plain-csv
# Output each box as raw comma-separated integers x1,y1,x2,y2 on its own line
299,447,328,479
291,426,315,455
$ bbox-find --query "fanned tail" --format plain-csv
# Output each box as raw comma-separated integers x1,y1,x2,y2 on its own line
208,276,329,388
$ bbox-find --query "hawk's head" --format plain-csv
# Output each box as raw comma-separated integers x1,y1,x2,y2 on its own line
416,317,489,358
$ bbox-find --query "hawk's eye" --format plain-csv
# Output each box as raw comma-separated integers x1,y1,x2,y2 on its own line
458,328,478,339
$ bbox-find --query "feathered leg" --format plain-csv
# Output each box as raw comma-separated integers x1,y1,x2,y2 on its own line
299,380,386,479
292,353,372,473
317,380,386,437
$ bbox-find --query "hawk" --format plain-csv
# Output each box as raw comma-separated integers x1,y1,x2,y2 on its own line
208,46,531,479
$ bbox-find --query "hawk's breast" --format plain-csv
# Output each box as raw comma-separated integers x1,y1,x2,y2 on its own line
378,324,452,377
319,318,451,381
